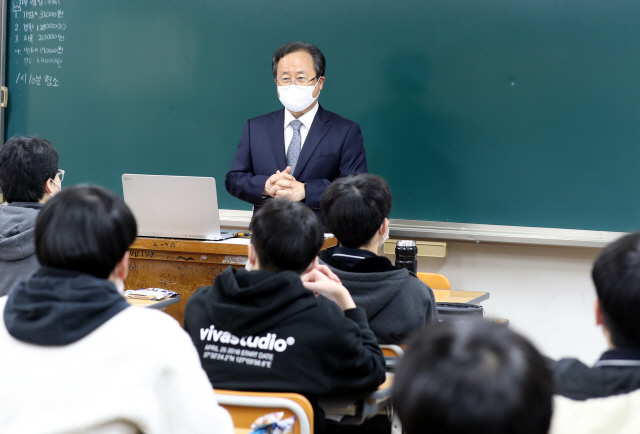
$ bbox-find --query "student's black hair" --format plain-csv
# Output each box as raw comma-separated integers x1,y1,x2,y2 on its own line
35,185,137,279
592,232,640,348
0,135,58,203
272,41,326,79
321,174,392,249
251,200,324,274
393,321,553,434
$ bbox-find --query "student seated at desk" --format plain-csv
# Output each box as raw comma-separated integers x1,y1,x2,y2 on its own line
0,185,233,434
394,321,553,434
0,136,61,296
184,199,386,433
319,174,437,344
549,233,640,433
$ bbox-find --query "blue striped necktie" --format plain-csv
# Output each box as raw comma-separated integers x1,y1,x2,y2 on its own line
286,119,302,173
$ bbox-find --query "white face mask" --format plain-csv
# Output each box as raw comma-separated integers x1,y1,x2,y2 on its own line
277,80,320,113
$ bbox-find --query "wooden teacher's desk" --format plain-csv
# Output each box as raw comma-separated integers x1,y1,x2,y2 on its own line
125,237,337,325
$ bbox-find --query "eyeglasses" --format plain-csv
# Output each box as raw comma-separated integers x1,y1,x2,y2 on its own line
275,76,319,88
57,169,65,182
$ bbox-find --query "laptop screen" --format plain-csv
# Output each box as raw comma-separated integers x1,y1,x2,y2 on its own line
122,174,226,240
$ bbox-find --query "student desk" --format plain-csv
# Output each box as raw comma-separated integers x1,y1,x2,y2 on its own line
433,289,489,304
124,237,337,325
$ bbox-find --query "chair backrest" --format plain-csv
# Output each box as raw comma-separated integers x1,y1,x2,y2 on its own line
215,389,314,434
417,272,451,289
380,344,406,358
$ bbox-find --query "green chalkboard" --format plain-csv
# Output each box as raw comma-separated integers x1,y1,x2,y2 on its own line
6,0,640,232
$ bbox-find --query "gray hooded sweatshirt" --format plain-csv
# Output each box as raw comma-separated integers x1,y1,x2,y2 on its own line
0,203,41,296
319,247,438,345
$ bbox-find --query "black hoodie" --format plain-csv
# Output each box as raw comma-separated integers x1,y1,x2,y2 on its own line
184,267,387,430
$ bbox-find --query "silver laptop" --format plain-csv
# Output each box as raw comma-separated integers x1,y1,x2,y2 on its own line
122,174,237,241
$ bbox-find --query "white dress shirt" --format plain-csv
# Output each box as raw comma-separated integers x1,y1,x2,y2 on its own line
283,102,319,155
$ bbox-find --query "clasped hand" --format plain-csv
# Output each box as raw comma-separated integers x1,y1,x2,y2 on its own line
263,166,305,202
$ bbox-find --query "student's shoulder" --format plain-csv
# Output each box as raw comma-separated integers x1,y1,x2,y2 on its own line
406,273,434,293
116,306,191,345
312,298,370,339
185,284,215,308
549,356,606,399
380,269,433,297
117,305,173,325
550,356,590,376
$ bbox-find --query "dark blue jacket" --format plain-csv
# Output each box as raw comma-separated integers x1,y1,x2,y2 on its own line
225,106,368,222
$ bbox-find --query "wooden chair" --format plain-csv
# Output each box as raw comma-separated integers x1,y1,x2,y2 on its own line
416,272,451,289
380,344,406,358
380,344,406,372
215,389,314,434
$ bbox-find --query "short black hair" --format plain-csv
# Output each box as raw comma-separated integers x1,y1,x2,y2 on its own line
321,174,392,248
0,135,58,203
592,232,640,348
251,200,324,274
394,321,553,434
36,185,137,279
272,41,326,79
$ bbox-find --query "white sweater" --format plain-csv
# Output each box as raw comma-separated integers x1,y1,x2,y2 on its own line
551,390,640,434
0,296,234,434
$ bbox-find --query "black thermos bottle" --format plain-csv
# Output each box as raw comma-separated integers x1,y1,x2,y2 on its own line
395,240,418,274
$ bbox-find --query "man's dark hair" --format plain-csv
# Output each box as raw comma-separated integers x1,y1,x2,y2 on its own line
0,135,58,203
394,321,553,434
321,174,392,249
251,200,324,274
272,41,326,79
592,232,640,348
35,185,137,279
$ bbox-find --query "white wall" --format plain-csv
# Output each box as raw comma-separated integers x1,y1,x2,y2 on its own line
383,241,606,364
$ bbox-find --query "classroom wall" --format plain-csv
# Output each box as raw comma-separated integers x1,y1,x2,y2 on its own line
382,241,606,364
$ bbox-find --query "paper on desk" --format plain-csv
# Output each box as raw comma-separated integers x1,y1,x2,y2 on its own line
124,288,178,300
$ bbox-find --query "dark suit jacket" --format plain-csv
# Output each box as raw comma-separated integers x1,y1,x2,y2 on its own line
225,105,368,222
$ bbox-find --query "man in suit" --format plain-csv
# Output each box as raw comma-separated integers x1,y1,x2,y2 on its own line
225,41,368,223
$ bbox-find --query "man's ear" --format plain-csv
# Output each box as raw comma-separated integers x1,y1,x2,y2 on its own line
381,218,390,235
115,252,129,280
42,179,56,197
247,244,258,270
595,299,605,326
